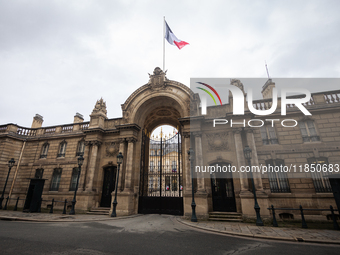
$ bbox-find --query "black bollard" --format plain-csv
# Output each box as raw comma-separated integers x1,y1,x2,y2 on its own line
37,198,42,213
271,205,278,227
49,198,54,214
62,199,67,214
3,196,9,210
330,205,340,230
300,205,308,228
13,197,19,211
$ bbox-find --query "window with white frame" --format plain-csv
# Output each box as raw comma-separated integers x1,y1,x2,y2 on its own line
266,159,290,193
299,120,320,142
40,142,49,158
57,140,67,157
308,157,332,193
260,125,278,145
50,168,62,191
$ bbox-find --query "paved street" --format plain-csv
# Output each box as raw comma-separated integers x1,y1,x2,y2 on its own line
0,214,339,255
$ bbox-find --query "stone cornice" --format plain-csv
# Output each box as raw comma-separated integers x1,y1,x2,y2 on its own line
115,123,141,132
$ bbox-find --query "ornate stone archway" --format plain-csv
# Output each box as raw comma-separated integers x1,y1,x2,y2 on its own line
116,67,196,216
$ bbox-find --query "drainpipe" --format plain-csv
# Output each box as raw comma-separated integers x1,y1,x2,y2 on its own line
8,139,26,198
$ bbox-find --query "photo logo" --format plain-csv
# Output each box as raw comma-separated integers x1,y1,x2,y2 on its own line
198,82,312,116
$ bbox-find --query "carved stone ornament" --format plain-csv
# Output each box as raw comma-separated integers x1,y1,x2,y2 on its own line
105,142,120,157
85,140,102,147
91,98,107,116
205,132,229,152
230,79,245,93
148,67,169,91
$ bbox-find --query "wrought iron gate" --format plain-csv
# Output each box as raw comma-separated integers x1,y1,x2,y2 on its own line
138,129,183,215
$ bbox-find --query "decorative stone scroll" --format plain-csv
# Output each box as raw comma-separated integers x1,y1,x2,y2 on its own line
105,142,120,157
205,132,229,152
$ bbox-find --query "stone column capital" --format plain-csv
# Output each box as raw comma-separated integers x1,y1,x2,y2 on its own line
118,138,126,144
193,132,202,137
182,132,190,138
85,140,102,146
232,128,243,134
126,137,137,143
244,127,254,133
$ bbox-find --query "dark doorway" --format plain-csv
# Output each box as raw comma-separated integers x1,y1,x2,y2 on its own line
100,166,117,207
211,165,236,212
23,179,46,212
138,128,183,215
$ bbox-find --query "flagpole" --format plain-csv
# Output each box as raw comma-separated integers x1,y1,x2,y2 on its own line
163,16,165,71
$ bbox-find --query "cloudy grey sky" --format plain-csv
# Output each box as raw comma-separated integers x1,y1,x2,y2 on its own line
1,0,339,128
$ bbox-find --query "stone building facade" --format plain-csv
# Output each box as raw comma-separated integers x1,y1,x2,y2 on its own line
0,68,339,220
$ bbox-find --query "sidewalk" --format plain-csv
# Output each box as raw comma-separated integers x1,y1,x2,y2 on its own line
177,218,340,245
0,210,140,222
1,210,340,245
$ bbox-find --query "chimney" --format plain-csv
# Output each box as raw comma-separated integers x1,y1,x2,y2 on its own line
261,79,275,99
74,112,84,123
31,114,43,128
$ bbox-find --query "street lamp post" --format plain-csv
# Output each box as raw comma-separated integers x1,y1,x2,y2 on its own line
188,148,197,222
111,152,123,217
69,154,84,215
243,145,264,226
0,158,15,209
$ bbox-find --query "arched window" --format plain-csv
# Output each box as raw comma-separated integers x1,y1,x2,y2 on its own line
40,142,49,158
76,139,85,156
57,140,67,158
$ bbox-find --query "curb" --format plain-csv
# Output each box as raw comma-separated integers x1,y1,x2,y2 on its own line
176,218,340,245
0,214,142,223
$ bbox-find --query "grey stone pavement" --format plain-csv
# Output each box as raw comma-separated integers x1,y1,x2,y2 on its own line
1,210,340,245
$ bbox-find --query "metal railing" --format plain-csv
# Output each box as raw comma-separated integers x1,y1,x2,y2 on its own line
267,204,339,230
1,197,71,214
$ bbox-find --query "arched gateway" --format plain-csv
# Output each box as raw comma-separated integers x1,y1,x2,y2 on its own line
119,67,194,216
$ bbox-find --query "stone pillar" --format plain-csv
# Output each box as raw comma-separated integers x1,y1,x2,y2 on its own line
233,128,249,191
123,138,137,193
85,140,102,191
80,141,91,190
245,128,263,191
118,139,126,191
194,132,205,192
182,132,191,192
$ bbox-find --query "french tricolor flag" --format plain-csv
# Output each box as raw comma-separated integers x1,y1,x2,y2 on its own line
164,21,189,50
